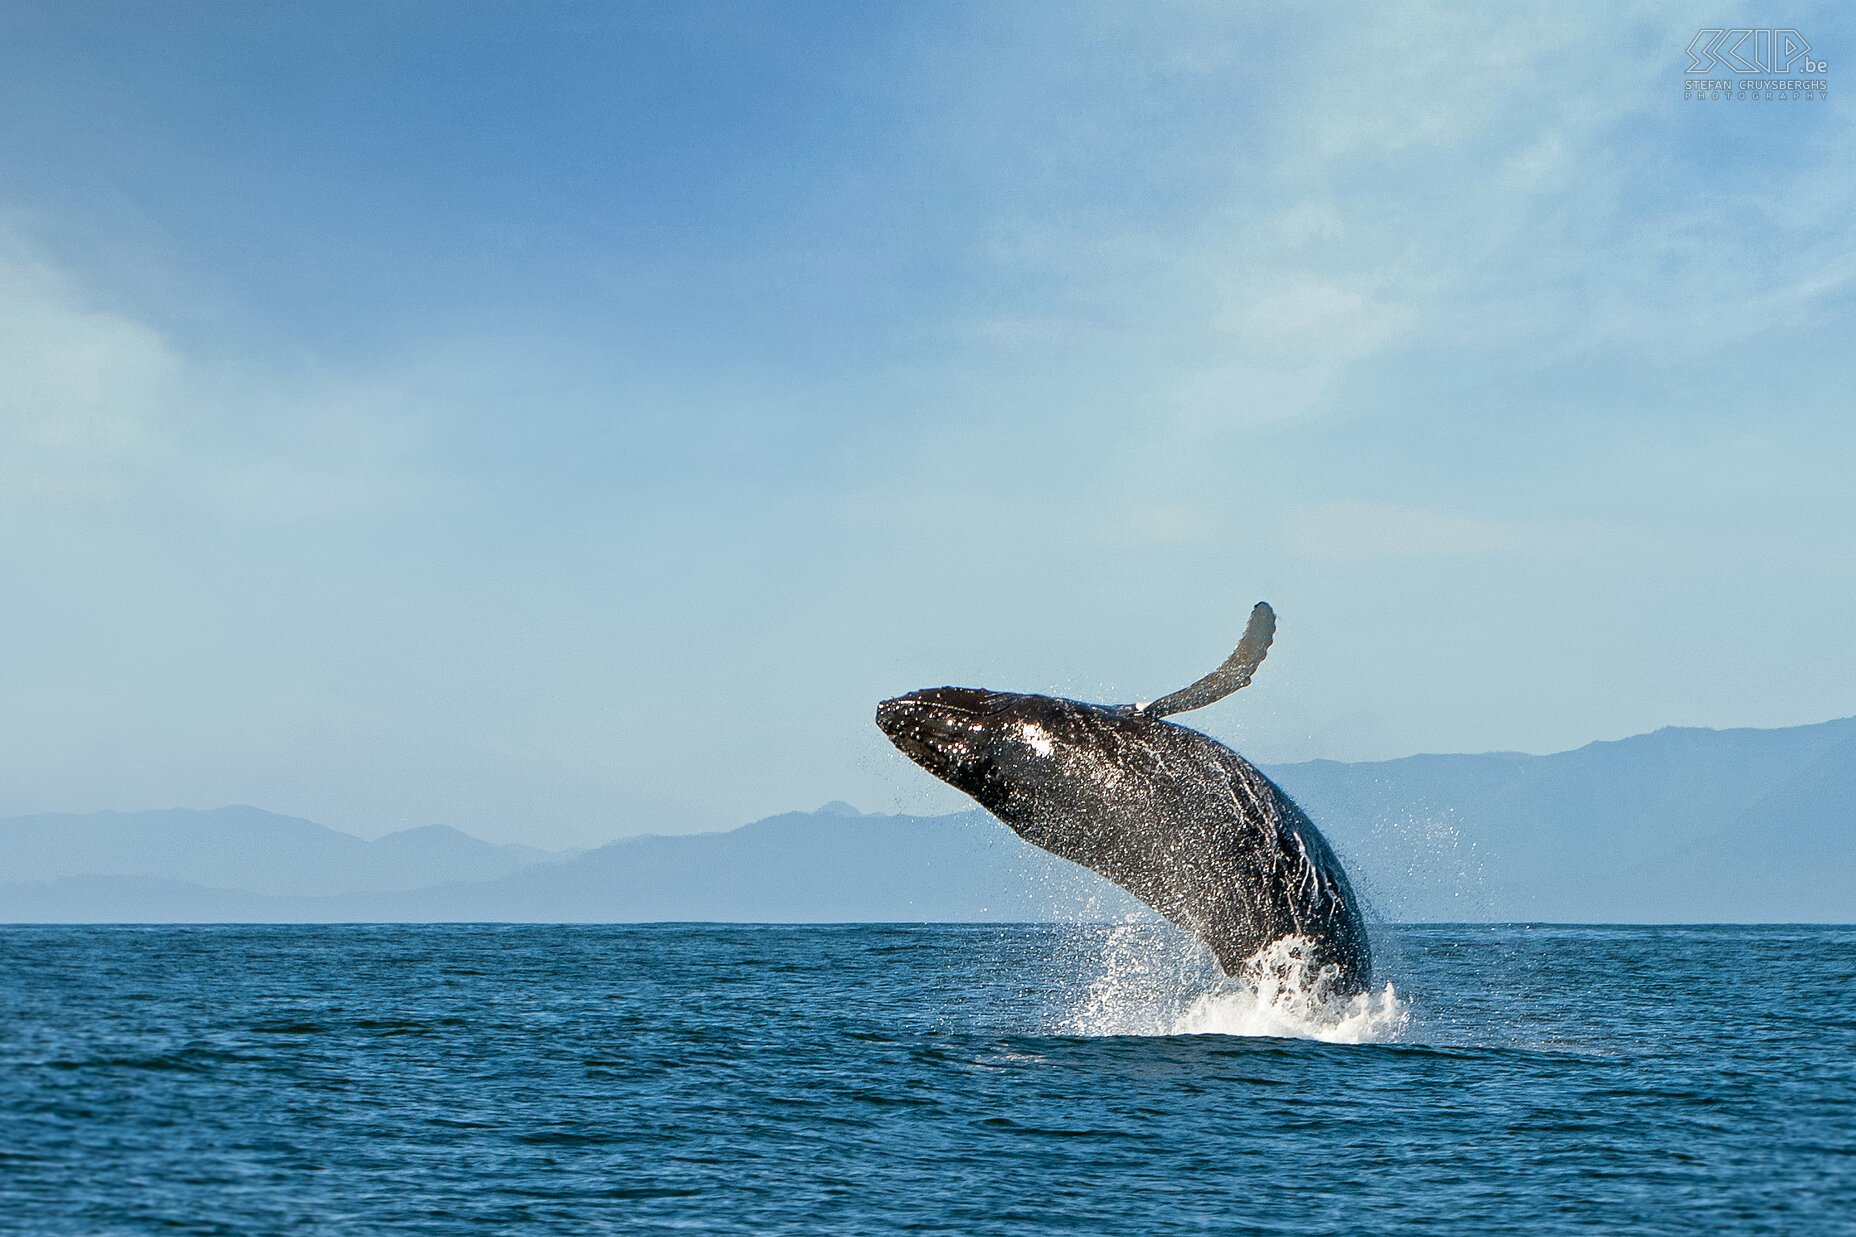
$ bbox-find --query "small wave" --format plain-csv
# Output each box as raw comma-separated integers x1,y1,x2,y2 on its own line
1056,924,1409,1044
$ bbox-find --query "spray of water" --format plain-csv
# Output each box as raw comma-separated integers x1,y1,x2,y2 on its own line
1054,922,1409,1044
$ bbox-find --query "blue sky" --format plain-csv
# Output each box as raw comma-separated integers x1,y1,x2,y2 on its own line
2,3,1851,846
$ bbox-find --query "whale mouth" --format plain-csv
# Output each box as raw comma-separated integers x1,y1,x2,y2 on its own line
875,688,997,771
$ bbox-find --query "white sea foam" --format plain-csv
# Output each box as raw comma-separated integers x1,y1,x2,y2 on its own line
1056,922,1409,1044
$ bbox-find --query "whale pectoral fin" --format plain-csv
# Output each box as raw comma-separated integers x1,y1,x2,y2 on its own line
1139,602,1276,718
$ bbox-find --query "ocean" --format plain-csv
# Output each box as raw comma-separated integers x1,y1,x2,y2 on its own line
2,923,1852,1234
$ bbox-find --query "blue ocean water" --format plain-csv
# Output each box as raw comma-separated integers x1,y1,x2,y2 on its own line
2,923,1852,1234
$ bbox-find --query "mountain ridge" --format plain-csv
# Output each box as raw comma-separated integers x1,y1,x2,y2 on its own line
2,715,1851,923
0,805,574,898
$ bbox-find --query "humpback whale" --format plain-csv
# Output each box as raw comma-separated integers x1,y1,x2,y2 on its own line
876,603,1372,993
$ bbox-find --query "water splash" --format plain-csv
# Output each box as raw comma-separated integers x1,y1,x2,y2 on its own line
1055,922,1409,1044
1362,804,1490,922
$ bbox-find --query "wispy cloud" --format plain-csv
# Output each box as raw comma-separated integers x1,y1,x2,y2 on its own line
0,231,426,522
0,238,177,502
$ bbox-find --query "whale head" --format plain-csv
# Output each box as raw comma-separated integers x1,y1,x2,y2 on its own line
875,687,1154,842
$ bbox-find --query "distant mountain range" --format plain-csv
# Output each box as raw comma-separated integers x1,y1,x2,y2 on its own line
0,806,570,897
1277,715,1856,923
3,718,1852,923
0,802,1124,925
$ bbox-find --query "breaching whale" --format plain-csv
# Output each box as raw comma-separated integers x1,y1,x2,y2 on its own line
875,603,1372,993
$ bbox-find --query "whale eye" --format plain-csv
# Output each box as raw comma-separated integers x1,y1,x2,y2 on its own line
1018,721,1055,757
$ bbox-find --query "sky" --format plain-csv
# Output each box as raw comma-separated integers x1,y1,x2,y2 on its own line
2,2,1852,848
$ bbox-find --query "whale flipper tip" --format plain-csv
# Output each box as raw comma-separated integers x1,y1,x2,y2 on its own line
1140,601,1276,719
